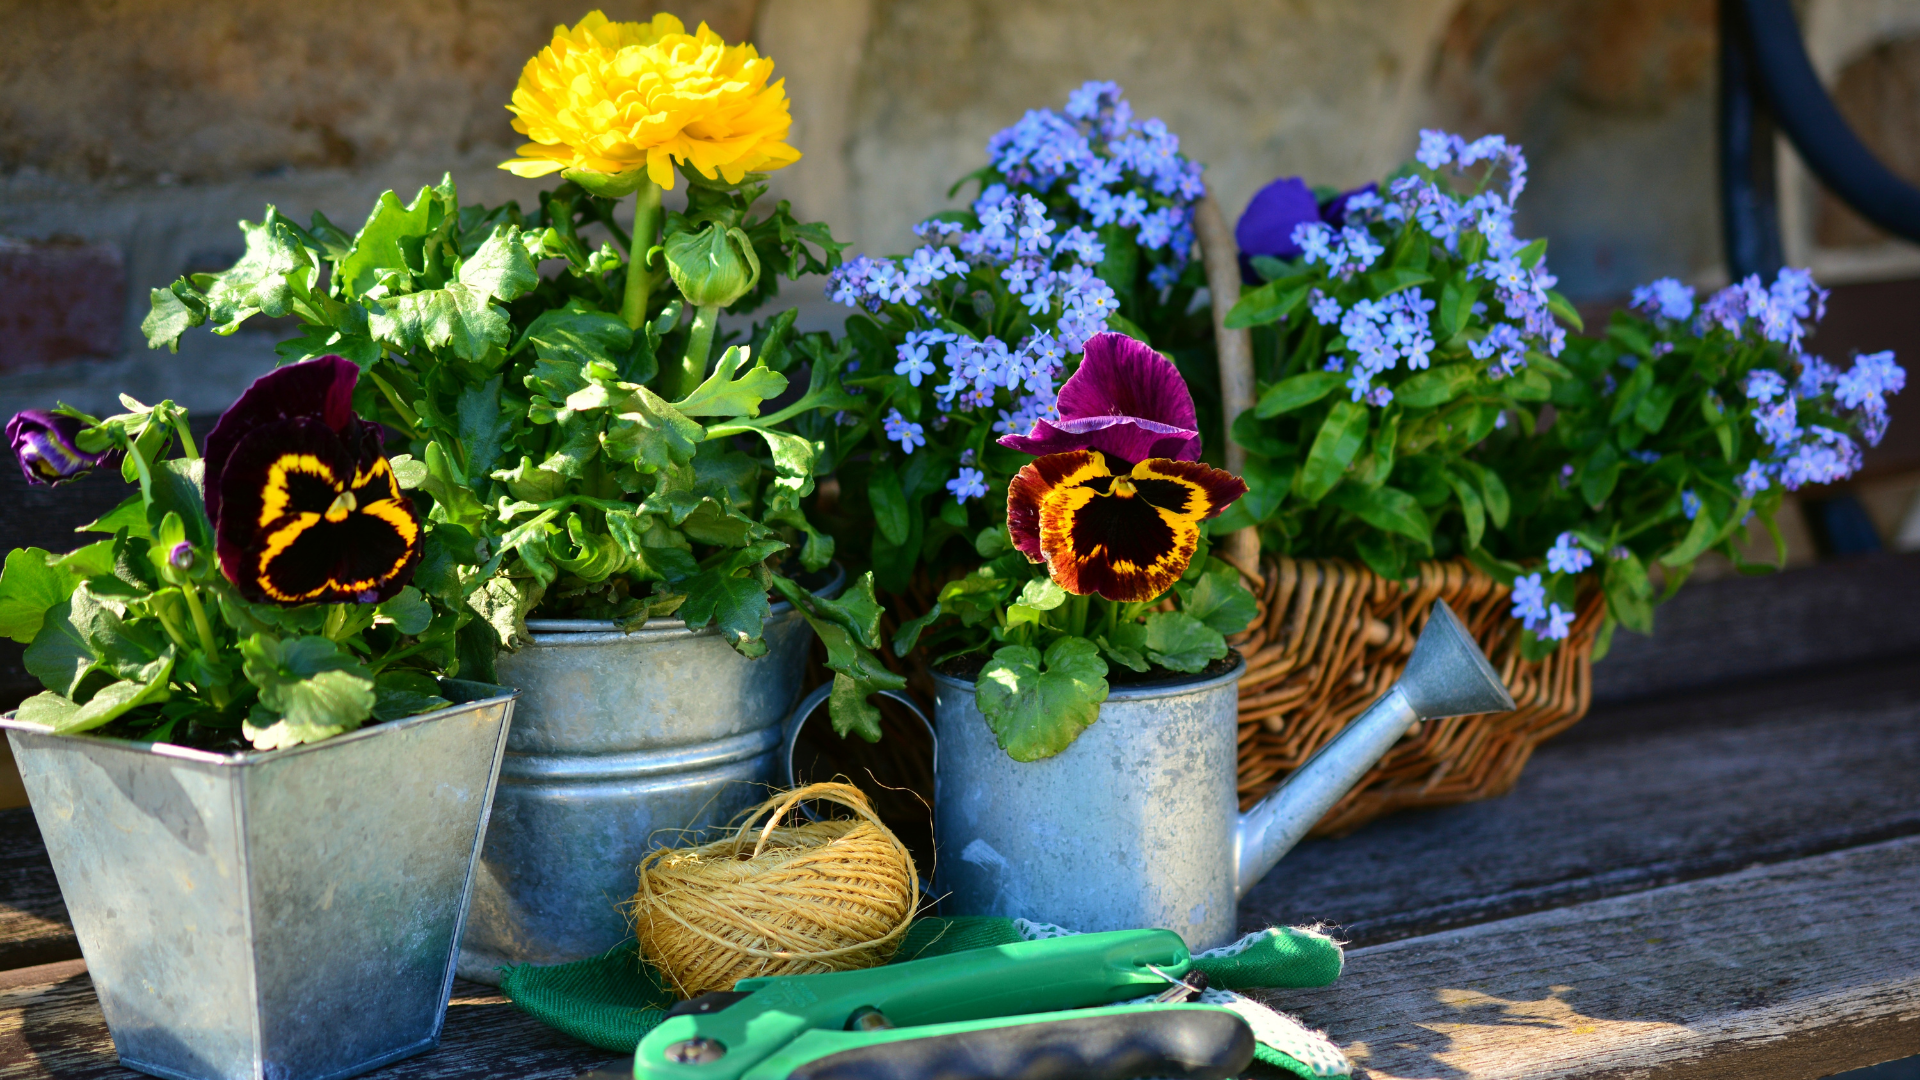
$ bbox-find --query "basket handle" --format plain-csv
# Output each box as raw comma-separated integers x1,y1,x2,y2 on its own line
1194,192,1262,575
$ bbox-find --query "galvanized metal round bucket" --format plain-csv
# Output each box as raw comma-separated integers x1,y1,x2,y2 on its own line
457,564,844,981
931,657,1247,951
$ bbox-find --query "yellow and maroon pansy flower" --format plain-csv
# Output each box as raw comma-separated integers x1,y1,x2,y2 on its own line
205,356,422,605
1006,450,1245,602
999,333,1246,603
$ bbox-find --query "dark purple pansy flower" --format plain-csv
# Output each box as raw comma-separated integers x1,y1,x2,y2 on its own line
1234,177,1379,282
204,355,359,527
6,410,111,486
996,332,1202,464
207,356,421,606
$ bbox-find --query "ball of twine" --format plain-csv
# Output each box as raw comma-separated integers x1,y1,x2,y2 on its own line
629,781,919,998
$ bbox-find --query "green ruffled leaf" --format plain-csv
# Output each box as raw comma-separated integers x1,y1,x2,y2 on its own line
15,657,173,735
141,285,203,353
337,179,456,299
457,227,540,303
677,545,783,658
367,281,510,364
976,638,1110,762
374,586,433,636
195,211,319,333
1095,634,1150,673
1178,561,1259,636
578,383,704,473
1141,611,1227,673
466,574,545,652
239,635,376,750
0,548,78,645
672,346,787,419
24,594,98,698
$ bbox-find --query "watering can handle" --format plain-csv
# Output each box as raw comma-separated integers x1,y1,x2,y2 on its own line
1233,599,1515,899
779,684,938,795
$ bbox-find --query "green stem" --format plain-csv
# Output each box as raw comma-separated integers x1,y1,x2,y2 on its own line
152,596,193,653
674,304,721,400
621,180,664,331
1067,594,1091,639
745,387,837,431
174,413,200,461
1098,598,1118,640
177,580,229,709
365,368,421,438
121,433,155,504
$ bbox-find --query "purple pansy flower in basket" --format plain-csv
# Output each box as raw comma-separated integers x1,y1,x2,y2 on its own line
996,331,1204,464
6,410,112,486
1234,177,1380,282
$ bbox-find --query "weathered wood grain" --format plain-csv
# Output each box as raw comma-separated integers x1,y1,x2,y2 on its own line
1251,836,1920,1080
0,810,73,971
1592,551,1920,704
0,967,622,1080
1240,653,1920,944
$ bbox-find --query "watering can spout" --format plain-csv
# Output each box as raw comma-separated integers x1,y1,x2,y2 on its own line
1232,599,1515,900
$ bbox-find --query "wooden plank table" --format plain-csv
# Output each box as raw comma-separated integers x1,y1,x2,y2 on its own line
4,647,1918,1078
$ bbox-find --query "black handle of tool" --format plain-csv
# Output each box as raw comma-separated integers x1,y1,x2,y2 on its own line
785,1008,1256,1080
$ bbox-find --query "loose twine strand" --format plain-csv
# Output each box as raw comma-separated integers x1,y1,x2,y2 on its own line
628,781,919,999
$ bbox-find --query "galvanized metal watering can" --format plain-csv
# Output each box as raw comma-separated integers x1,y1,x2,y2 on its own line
784,599,1514,949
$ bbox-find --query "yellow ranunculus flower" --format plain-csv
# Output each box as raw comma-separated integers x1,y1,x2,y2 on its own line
502,11,802,191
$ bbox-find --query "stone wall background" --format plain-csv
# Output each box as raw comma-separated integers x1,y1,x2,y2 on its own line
1,0,1917,417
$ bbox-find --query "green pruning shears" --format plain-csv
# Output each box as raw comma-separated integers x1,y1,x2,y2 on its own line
631,928,1255,1080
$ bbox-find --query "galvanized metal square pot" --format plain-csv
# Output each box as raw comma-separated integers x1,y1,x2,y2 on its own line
0,687,516,1080
458,565,842,982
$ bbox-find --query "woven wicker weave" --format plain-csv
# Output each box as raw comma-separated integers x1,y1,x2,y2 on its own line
1224,556,1603,836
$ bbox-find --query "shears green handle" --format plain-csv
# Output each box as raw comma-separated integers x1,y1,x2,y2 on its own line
634,928,1239,1080
756,1002,1251,1080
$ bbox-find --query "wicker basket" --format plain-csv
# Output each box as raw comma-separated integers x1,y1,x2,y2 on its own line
1224,557,1603,836
1191,201,1601,838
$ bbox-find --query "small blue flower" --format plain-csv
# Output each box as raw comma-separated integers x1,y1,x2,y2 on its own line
1540,602,1574,641
946,466,989,504
1630,277,1696,321
1510,572,1548,629
883,409,925,454
1416,129,1456,169
1754,397,1799,447
1736,461,1772,498
894,340,935,386
1545,532,1593,575
1745,369,1786,403
1681,489,1701,520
